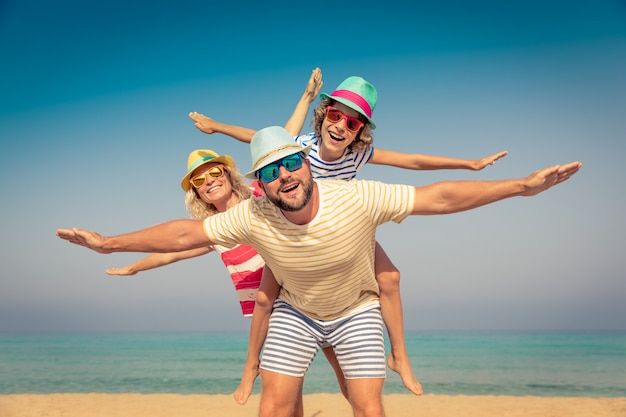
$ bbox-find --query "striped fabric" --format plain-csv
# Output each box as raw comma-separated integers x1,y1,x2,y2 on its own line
294,133,373,180
260,300,385,378
213,244,264,317
203,179,415,320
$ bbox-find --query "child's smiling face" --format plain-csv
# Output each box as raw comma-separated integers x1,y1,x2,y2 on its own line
319,101,364,158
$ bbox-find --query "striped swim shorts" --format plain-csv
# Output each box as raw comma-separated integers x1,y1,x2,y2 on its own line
259,300,386,379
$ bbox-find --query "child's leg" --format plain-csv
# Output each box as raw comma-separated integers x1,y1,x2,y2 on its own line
234,266,281,405
375,242,423,395
322,346,350,401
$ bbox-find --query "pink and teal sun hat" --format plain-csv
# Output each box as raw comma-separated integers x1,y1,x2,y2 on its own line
320,76,377,129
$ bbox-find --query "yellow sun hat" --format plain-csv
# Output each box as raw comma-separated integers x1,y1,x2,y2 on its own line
180,149,236,192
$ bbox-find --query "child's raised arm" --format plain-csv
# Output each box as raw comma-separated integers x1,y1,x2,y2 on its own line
188,112,256,143
370,148,508,171
188,68,323,144
284,67,322,136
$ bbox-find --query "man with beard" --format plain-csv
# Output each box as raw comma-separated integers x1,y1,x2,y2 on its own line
57,126,581,417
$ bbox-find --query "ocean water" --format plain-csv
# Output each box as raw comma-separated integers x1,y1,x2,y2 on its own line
0,331,624,396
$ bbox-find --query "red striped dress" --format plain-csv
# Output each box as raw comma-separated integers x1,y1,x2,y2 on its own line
213,180,265,317
213,244,265,316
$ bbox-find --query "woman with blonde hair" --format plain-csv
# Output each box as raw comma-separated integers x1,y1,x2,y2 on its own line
106,149,263,317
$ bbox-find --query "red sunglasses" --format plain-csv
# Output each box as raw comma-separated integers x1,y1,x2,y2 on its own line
325,106,365,132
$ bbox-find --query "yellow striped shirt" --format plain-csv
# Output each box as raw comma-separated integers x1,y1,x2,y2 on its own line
203,179,414,320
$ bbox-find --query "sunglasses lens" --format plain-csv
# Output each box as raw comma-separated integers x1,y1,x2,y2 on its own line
326,108,342,123
282,154,303,172
258,165,280,183
190,175,205,188
346,118,363,132
207,166,224,178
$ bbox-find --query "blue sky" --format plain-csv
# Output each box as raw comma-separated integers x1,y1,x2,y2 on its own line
1,0,625,332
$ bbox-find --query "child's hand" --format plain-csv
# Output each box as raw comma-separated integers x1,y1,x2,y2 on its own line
473,150,508,170
105,266,137,276
189,111,219,134
304,67,323,103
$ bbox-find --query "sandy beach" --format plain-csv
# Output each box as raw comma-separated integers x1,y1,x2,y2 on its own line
1,393,625,417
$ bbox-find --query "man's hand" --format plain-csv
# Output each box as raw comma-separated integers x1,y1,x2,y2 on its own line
189,112,219,134
56,228,111,254
303,68,323,103
522,161,582,196
473,150,509,170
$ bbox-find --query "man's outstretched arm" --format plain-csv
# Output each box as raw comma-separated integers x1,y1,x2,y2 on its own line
412,161,581,215
56,219,211,254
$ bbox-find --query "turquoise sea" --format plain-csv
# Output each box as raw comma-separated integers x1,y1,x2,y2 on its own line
1,331,625,396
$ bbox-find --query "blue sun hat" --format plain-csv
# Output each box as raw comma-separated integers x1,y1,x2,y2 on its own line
320,76,378,128
245,126,312,179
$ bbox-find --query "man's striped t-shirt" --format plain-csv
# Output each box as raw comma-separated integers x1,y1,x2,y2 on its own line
203,179,414,320
294,133,373,180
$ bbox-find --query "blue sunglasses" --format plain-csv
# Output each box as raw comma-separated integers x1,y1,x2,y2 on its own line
256,153,304,183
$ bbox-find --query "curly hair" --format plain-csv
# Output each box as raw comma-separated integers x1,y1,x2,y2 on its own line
312,97,374,153
184,165,251,220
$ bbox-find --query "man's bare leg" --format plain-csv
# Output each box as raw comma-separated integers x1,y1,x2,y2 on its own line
346,377,385,417
259,369,303,417
294,384,304,417
322,346,349,401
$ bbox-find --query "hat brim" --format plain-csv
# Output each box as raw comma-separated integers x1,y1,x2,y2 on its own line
320,93,376,129
245,144,312,179
181,155,237,192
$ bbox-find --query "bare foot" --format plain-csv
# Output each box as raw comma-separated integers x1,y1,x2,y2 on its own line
233,364,259,405
387,354,423,395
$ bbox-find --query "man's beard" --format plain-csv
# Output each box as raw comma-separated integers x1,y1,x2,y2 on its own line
266,177,314,212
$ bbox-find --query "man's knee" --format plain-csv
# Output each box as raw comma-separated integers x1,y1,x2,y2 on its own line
350,392,384,417
353,403,384,417
259,400,296,417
